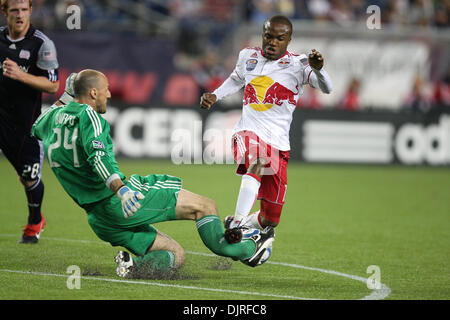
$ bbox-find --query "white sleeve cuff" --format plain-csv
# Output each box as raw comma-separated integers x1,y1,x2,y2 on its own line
105,173,121,189
311,68,333,94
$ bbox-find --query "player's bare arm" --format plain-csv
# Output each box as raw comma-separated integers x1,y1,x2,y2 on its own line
308,49,324,70
2,58,59,94
200,92,217,110
108,177,125,194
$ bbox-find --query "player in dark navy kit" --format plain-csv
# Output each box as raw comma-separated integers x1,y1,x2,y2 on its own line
0,0,59,243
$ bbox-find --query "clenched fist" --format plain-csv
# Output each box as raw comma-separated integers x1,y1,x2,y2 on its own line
2,58,25,81
308,49,324,70
200,93,217,110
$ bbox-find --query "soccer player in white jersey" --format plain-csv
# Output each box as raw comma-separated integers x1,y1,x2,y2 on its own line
200,15,332,239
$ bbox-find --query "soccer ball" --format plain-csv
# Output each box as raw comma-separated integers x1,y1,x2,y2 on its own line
258,243,273,266
240,227,275,267
241,240,273,267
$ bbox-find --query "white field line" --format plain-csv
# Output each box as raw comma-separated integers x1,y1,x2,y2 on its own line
186,251,391,300
0,233,391,300
0,268,313,300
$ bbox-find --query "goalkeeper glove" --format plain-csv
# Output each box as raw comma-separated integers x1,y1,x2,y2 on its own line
116,186,145,218
58,72,77,105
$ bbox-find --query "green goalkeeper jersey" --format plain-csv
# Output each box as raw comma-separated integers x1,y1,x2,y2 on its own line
31,101,125,207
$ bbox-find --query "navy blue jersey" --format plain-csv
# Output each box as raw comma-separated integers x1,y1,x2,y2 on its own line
0,24,59,133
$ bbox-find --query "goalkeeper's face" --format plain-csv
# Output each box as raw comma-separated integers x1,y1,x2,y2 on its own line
94,75,111,114
3,0,32,39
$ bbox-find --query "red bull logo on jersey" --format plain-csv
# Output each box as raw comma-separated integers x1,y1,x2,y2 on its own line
243,76,297,111
278,58,290,68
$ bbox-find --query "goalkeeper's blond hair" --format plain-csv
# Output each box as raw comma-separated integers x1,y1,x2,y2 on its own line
1,0,32,12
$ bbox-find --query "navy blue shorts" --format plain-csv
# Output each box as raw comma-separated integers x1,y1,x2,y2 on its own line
0,115,43,181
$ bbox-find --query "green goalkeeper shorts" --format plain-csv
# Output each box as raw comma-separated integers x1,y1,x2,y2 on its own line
86,174,182,256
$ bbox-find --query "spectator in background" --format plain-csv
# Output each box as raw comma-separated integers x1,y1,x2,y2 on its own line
348,0,367,20
306,0,331,21
192,50,228,95
170,0,238,55
339,77,360,111
433,0,449,28
30,0,54,31
409,0,434,27
292,0,313,20
200,0,237,47
404,74,432,113
431,67,450,109
278,0,296,18
385,0,409,27
328,0,354,27
249,0,277,25
296,86,321,109
169,0,203,55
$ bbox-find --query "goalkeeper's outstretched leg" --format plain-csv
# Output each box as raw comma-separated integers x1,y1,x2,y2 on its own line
174,189,258,262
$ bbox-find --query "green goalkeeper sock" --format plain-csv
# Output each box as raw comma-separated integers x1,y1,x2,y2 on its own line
196,215,256,260
133,250,175,272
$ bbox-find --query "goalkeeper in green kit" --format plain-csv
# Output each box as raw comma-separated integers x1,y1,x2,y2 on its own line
31,69,274,278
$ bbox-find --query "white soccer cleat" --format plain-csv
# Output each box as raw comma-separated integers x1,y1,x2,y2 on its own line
114,251,134,278
223,215,234,229
223,215,242,229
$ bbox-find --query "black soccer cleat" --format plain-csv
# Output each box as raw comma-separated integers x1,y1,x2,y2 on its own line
18,234,39,244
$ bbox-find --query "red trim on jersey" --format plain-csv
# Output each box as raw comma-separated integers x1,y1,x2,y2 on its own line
235,70,243,80
278,51,289,59
307,70,313,84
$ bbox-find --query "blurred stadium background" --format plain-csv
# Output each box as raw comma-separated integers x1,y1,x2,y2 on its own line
1,0,449,165
1,1,450,301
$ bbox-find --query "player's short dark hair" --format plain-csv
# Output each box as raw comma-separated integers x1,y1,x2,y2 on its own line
264,15,293,35
73,70,102,98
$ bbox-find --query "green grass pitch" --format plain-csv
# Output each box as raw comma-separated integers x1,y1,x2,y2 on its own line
0,157,449,300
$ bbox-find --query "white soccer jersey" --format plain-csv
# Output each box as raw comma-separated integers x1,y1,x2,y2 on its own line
213,47,332,151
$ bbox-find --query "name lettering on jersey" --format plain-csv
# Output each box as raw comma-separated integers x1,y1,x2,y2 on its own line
243,76,297,111
0,61,29,73
55,113,76,126
19,65,29,73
